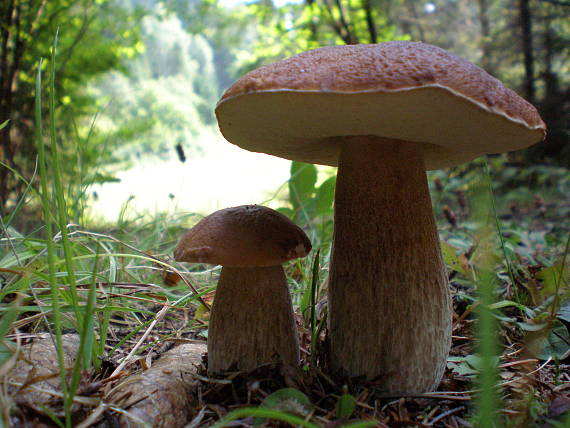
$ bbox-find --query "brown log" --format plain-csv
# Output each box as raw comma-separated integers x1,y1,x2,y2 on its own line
5,333,80,409
106,343,206,428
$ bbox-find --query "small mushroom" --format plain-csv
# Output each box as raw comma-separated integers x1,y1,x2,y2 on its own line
215,42,546,393
174,205,311,374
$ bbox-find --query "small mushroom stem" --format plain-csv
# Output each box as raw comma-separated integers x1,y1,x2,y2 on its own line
208,265,299,374
328,136,452,393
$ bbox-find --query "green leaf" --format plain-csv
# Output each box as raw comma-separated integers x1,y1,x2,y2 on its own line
538,322,570,360
447,354,500,377
261,388,313,415
0,341,15,368
212,407,319,428
315,176,336,216
341,422,378,428
526,320,570,360
336,393,356,419
441,241,469,276
517,321,549,332
90,172,121,184
537,263,569,298
447,360,478,377
0,119,9,130
255,388,313,426
289,161,317,211
489,299,527,312
0,299,21,368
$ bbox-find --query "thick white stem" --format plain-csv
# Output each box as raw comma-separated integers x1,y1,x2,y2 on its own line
328,136,452,393
207,266,299,374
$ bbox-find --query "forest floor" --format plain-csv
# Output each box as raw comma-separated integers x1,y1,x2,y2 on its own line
2,179,569,428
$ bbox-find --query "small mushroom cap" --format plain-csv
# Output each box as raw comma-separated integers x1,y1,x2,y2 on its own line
174,205,312,267
216,41,546,170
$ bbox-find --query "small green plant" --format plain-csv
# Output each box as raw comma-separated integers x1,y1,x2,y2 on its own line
280,161,336,249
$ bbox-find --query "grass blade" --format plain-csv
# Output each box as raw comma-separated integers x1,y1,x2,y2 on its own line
34,56,68,423
472,158,503,427
48,29,82,328
209,407,319,428
310,249,320,366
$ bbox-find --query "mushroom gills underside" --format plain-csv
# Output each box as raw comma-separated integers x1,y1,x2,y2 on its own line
216,88,543,170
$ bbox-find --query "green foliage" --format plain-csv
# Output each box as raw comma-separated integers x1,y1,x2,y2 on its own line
5,1,141,113
211,406,320,428
559,299,570,323
280,161,335,248
237,0,403,71
299,250,324,366
164,0,255,89
0,43,206,425
0,0,144,214
89,7,220,161
212,387,378,427
0,299,21,368
527,320,570,360
256,388,314,424
441,241,471,276
336,392,357,420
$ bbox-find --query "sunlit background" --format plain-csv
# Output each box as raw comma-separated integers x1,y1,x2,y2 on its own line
88,0,440,221
90,129,292,220
1,0,567,225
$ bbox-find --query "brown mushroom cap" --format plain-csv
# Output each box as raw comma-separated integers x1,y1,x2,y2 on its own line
174,205,311,267
215,41,546,170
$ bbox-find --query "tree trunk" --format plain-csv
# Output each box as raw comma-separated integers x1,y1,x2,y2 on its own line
362,0,377,44
518,0,535,103
477,0,495,75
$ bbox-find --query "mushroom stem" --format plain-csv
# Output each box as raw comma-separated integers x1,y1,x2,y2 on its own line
208,265,299,374
328,136,452,393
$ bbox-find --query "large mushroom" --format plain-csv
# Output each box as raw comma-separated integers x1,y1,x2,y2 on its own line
214,42,546,393
174,205,311,374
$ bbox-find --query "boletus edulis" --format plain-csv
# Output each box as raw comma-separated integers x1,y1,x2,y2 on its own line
214,42,546,393
174,205,311,374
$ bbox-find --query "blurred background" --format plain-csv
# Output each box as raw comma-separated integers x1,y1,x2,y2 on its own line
0,0,568,226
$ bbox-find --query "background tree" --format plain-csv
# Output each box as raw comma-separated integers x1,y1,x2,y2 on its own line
234,0,401,72
89,7,221,161
0,0,142,216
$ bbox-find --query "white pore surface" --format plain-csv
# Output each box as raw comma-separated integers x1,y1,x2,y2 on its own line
217,87,544,170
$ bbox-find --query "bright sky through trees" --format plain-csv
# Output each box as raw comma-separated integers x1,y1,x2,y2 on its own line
424,3,436,13
220,0,302,7
91,130,291,220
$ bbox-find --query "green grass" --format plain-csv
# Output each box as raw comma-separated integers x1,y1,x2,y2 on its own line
34,51,70,421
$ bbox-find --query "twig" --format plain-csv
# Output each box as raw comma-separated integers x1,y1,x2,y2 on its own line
75,402,108,428
427,406,465,425
110,305,169,377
